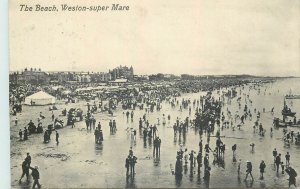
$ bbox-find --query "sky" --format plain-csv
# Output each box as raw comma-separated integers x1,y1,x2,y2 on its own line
9,0,300,76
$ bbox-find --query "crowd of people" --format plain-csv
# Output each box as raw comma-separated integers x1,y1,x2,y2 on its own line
11,77,300,188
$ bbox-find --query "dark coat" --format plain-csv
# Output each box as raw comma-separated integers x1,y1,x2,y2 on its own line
29,167,40,180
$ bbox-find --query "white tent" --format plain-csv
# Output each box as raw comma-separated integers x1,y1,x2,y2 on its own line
24,91,56,105
52,86,64,90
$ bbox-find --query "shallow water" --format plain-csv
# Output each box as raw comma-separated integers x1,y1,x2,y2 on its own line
10,78,300,188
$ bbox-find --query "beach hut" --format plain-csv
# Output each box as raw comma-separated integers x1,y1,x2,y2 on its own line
24,91,56,105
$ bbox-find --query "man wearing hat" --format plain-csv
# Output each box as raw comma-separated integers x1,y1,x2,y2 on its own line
29,166,41,188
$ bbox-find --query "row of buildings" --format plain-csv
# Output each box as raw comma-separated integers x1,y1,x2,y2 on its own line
10,66,135,85
10,66,252,86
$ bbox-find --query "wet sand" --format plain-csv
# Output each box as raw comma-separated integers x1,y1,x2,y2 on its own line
10,78,300,188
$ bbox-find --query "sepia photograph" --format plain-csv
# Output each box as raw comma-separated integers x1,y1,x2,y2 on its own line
8,0,300,188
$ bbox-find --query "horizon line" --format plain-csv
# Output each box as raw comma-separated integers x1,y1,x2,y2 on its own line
9,69,299,78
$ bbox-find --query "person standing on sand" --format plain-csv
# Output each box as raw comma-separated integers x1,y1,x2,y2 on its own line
29,166,41,189
129,155,137,176
56,131,59,144
24,127,28,140
250,143,255,152
125,156,130,175
25,153,31,167
113,120,116,132
275,154,281,173
196,151,202,174
285,152,290,167
92,118,96,130
244,161,254,181
97,122,101,130
259,160,266,179
237,159,242,176
109,120,113,133
286,166,297,187
19,160,29,183
19,129,22,141
273,148,277,164
199,140,203,153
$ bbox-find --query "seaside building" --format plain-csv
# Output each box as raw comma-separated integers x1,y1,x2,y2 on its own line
109,65,134,81
9,68,50,85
